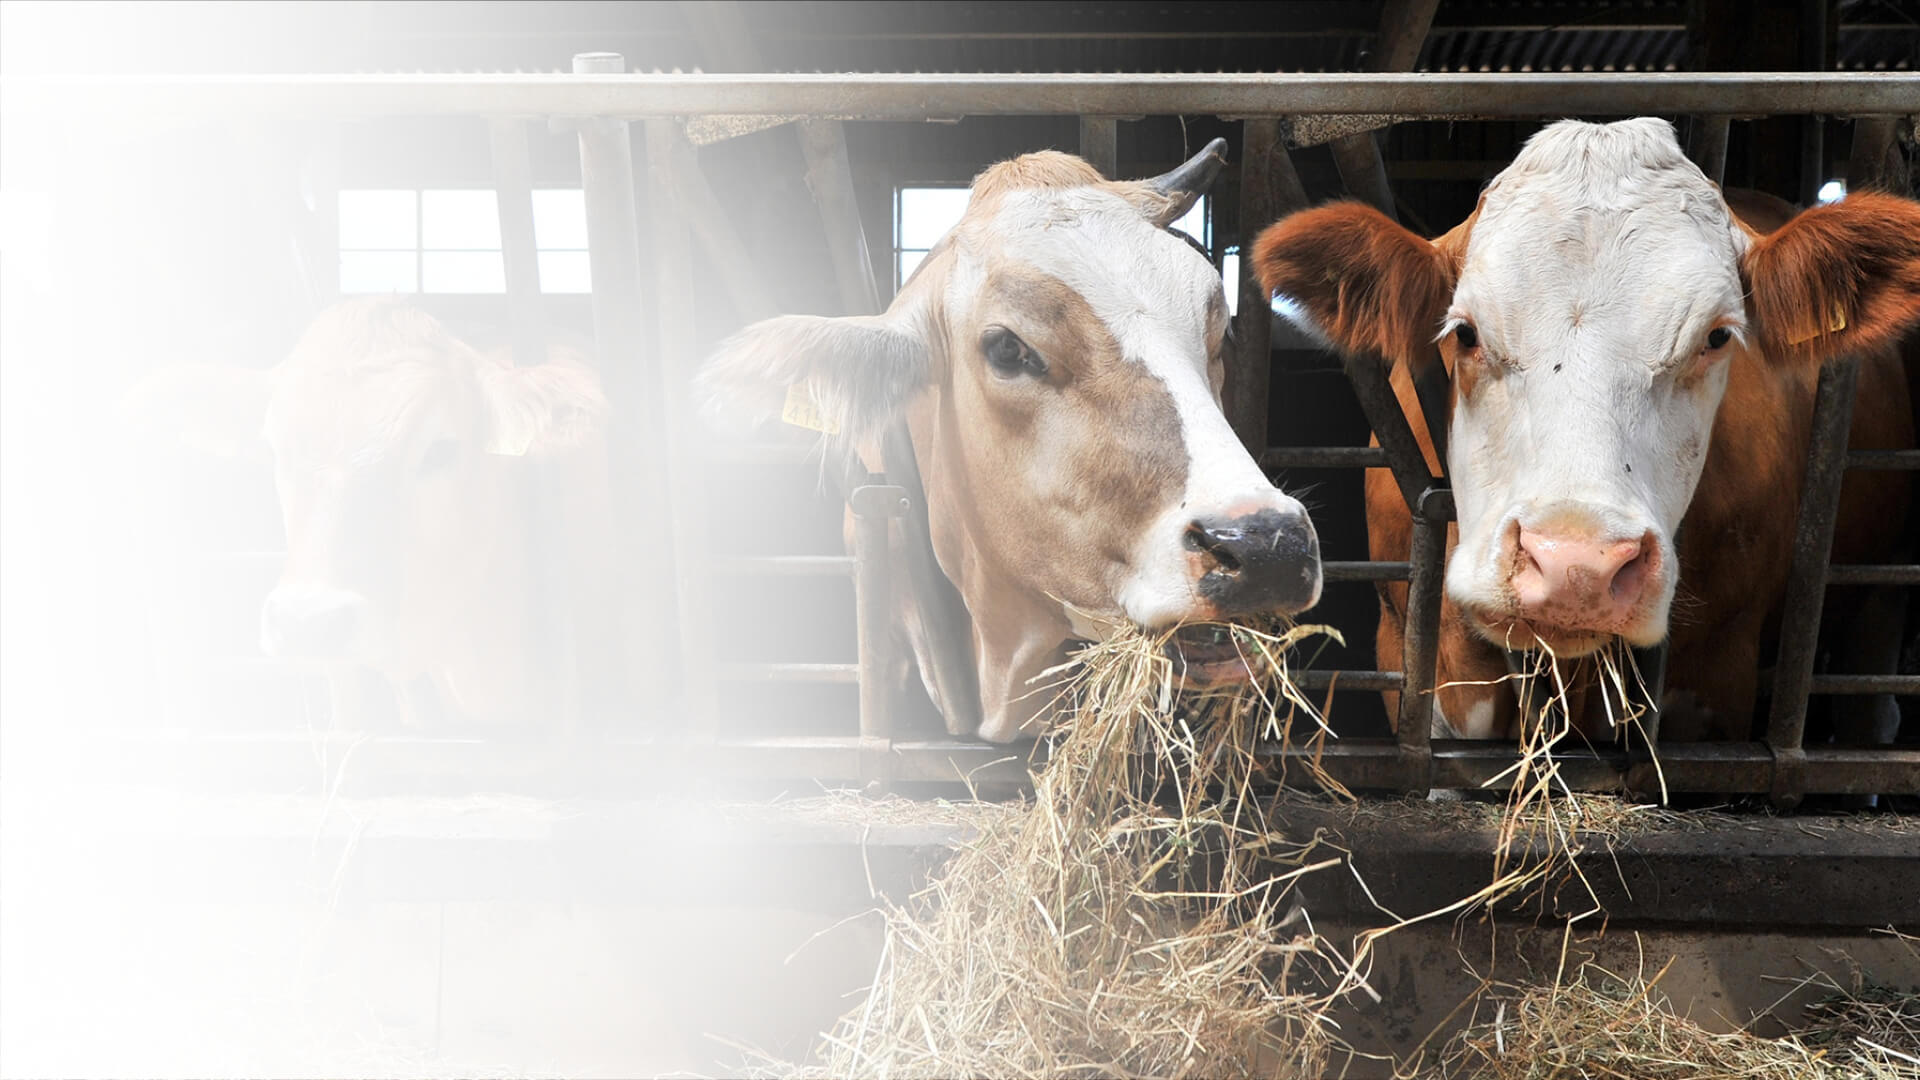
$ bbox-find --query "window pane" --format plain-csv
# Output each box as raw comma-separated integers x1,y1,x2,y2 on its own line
532,189,589,251
422,189,501,250
537,250,592,294
422,250,505,293
339,251,417,294
1221,251,1239,316
897,187,970,250
337,190,416,250
1170,196,1208,250
897,249,928,289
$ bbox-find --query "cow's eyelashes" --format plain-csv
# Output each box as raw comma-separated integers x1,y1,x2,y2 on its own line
420,438,462,472
981,327,1046,378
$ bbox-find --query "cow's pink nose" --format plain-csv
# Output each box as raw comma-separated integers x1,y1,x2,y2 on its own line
1511,528,1652,630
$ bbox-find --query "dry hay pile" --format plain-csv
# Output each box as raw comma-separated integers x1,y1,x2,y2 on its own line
761,619,1355,1080
1433,953,1920,1079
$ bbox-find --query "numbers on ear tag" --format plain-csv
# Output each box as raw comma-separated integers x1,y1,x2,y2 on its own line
782,382,841,435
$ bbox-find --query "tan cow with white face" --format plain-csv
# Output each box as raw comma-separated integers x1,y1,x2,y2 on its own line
700,144,1323,741
126,297,612,728
1256,117,1920,741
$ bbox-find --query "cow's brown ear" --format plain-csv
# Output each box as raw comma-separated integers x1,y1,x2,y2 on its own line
694,313,929,444
1745,191,1920,365
1251,201,1454,372
116,363,277,461
480,360,608,459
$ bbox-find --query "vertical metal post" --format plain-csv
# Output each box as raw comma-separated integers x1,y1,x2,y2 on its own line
850,485,907,747
1398,508,1445,796
1344,351,1446,795
643,117,718,734
489,115,580,736
1688,115,1731,185
1847,116,1898,192
1079,116,1118,177
1227,118,1279,454
1765,356,1862,808
572,51,674,725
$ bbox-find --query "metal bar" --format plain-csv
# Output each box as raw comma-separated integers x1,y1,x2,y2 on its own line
1688,115,1731,184
1845,449,1920,469
490,115,577,737
1324,561,1409,582
1764,355,1862,809
661,130,778,320
883,424,981,736
716,663,861,684
1295,670,1405,692
1078,116,1118,177
1826,564,1920,586
850,486,908,744
1848,115,1899,190
488,118,546,367
11,73,1917,121
1395,513,1445,795
572,52,669,728
1808,673,1920,695
1329,133,1400,221
644,114,718,735
711,556,855,577
1260,445,1391,469
94,731,1916,796
1227,119,1280,451
1344,351,1447,517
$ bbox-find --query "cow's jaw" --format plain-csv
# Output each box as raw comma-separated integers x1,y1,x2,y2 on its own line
1440,117,1746,658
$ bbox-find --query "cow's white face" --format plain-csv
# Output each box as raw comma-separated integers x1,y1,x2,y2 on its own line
699,145,1323,740
1441,118,1749,654
1257,115,1920,666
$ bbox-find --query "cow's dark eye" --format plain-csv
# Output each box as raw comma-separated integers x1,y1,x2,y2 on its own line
1454,323,1480,350
420,438,461,472
1706,326,1733,350
981,326,1045,378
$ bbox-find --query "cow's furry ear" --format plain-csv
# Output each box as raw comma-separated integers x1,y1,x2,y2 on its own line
116,363,278,461
694,313,929,445
1251,201,1454,373
480,360,609,458
1745,191,1920,365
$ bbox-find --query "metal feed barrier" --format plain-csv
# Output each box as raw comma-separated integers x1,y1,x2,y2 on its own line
13,68,1920,806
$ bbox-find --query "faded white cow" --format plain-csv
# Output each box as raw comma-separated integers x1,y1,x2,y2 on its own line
126,297,614,729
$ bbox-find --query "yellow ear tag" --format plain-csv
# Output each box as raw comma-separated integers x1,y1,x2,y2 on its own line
1786,302,1849,347
781,382,841,435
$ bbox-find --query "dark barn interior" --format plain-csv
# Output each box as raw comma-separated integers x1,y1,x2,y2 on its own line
11,0,1911,750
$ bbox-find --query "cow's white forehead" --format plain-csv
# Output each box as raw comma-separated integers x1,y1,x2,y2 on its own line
961,187,1223,329
1458,119,1749,367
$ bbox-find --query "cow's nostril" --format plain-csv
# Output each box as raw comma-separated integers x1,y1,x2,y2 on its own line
1186,522,1242,573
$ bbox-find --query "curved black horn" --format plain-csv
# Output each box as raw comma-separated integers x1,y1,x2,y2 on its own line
1149,137,1230,199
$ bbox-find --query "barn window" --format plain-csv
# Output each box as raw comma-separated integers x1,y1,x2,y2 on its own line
892,184,1213,296
336,188,591,295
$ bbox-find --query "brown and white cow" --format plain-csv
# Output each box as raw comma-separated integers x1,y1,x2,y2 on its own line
698,143,1324,742
123,297,614,729
1254,117,1920,742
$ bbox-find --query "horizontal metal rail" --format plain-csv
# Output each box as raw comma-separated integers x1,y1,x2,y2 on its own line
83,731,1920,797
712,555,855,577
1826,564,1920,586
716,662,860,684
6,72,1916,121
1845,449,1920,470
1323,560,1409,582
1260,445,1390,469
